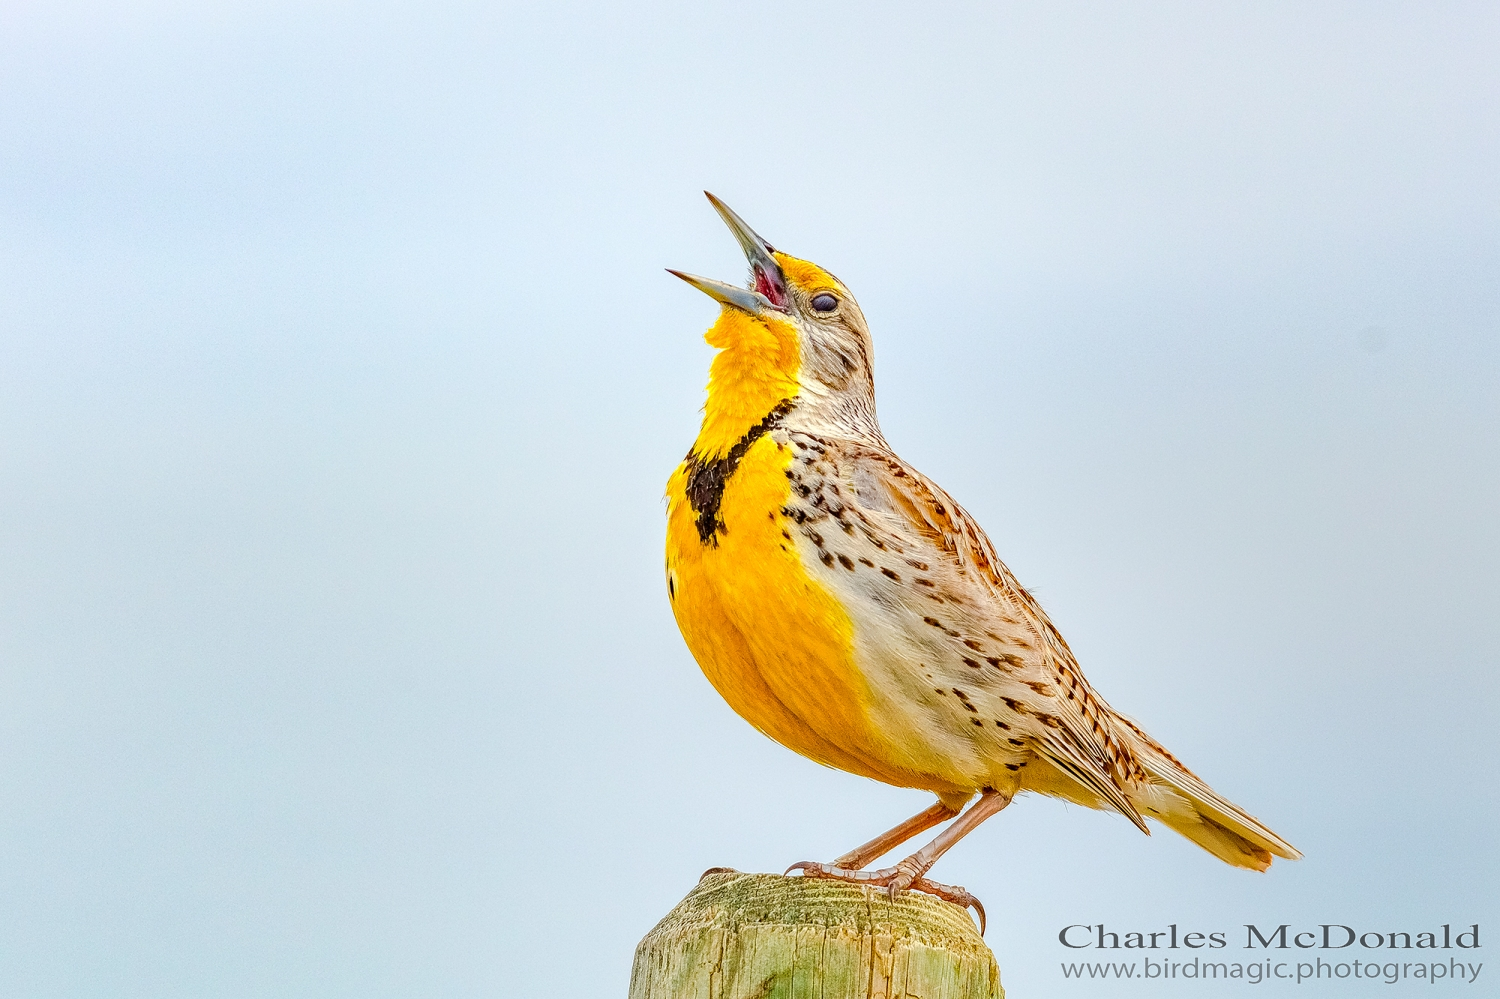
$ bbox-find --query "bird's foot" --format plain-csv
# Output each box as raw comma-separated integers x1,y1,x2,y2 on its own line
785,860,986,934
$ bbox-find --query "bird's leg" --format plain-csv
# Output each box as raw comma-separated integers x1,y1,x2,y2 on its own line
830,798,967,871
879,789,1012,893
788,789,1013,932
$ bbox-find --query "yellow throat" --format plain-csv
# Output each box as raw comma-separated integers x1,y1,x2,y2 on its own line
690,286,802,461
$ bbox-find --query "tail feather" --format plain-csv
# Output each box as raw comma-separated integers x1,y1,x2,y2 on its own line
1119,717,1302,871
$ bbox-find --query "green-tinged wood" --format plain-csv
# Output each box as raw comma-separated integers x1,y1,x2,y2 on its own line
629,870,1002,999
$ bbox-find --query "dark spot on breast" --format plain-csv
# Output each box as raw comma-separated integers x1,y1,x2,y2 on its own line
1004,763,1019,771
963,639,983,651
994,721,1011,730
971,718,985,727
935,688,947,695
838,554,854,570
962,657,980,669
881,567,900,581
682,399,795,545
1026,681,1052,695
808,530,823,546
1001,697,1028,714
859,558,875,567
1036,712,1062,728
924,616,944,629
1007,737,1023,745
819,551,834,567
916,579,935,587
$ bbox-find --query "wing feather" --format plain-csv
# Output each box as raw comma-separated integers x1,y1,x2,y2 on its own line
849,444,1148,813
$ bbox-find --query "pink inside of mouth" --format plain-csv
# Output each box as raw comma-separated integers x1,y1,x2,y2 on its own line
753,265,789,309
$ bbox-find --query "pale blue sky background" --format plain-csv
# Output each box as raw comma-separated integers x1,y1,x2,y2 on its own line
1,2,1496,996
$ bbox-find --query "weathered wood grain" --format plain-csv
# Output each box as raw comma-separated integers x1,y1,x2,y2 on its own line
629,871,1002,999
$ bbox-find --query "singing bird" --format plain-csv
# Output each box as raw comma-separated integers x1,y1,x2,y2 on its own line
663,194,1299,926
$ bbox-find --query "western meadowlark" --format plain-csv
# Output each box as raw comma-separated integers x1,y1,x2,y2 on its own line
663,193,1300,927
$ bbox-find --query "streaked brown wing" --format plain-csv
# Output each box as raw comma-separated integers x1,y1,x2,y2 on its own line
841,439,1148,823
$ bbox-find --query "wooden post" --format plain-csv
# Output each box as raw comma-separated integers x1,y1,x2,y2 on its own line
629,870,1003,999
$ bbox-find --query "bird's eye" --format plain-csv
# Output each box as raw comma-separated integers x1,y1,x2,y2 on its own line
810,293,838,312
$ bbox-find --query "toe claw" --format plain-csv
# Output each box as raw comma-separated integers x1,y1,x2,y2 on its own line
784,862,901,885
785,860,987,932
699,867,737,882
909,877,986,935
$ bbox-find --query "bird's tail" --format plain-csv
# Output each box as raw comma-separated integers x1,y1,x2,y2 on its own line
1117,714,1302,871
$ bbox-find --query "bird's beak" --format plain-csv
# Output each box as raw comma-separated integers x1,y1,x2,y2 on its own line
704,192,790,310
666,193,792,315
665,270,777,315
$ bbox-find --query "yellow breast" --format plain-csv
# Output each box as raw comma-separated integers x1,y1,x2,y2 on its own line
665,434,912,785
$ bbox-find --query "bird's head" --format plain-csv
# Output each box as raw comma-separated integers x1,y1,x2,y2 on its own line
671,193,882,459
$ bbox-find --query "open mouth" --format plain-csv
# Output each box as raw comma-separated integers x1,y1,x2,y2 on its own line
668,194,794,317
705,193,790,312
749,258,789,310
